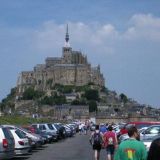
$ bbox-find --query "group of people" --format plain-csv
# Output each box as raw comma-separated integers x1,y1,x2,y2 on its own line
78,121,89,135
90,124,118,160
89,124,160,160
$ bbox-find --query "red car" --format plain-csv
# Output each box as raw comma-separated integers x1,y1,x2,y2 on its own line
125,121,160,129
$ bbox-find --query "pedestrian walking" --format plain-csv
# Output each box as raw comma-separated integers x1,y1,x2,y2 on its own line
103,125,118,160
114,126,147,160
99,123,107,135
79,123,84,134
119,126,128,135
147,137,160,160
84,124,88,135
89,125,103,160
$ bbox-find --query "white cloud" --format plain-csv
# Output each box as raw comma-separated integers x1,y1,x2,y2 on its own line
124,14,160,41
30,14,160,56
131,14,160,28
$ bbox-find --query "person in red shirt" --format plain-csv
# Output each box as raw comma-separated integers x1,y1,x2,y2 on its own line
120,126,128,135
103,125,118,160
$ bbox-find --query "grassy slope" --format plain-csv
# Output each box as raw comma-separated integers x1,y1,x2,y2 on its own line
0,116,52,125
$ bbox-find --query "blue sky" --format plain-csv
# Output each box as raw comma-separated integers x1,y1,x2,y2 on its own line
0,0,160,107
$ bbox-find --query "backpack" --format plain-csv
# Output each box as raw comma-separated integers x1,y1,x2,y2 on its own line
93,132,102,145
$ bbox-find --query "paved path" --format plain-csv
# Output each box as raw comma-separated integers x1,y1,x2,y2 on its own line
13,133,106,160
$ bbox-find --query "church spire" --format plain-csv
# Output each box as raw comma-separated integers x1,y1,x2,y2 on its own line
65,24,69,42
65,24,70,47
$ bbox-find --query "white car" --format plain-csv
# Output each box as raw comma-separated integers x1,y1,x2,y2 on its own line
142,134,160,151
140,125,160,140
10,128,30,155
2,125,44,148
0,126,15,159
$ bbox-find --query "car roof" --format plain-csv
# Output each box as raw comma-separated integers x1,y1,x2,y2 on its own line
127,121,160,125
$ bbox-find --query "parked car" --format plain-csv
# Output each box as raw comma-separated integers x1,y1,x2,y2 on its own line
142,134,160,151
2,125,44,148
138,127,149,134
22,126,48,145
52,123,66,139
19,127,45,147
9,128,30,155
125,121,160,130
28,126,52,144
31,123,58,141
0,126,15,159
119,125,160,144
71,122,79,132
63,125,73,137
140,125,160,140
67,124,76,134
66,124,76,135
55,123,66,139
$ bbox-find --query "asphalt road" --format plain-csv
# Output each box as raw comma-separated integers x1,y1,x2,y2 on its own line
13,133,106,160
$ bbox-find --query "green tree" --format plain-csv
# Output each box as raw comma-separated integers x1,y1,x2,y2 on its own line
0,87,17,113
63,85,74,93
46,79,53,87
22,88,44,100
0,103,5,112
71,98,87,105
71,99,80,105
119,93,128,104
53,84,64,92
40,96,54,105
54,94,66,105
88,100,97,112
85,89,99,101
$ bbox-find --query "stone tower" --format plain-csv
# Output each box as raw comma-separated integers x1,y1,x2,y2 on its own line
62,24,72,64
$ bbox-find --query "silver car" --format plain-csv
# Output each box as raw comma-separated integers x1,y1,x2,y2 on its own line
0,126,15,159
142,134,160,151
140,125,160,140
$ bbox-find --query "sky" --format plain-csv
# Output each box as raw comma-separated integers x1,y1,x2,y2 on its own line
0,0,160,107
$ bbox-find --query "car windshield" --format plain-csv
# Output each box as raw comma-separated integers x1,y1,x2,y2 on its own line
47,124,54,130
3,128,13,139
54,124,60,129
35,128,42,134
32,125,37,129
15,129,26,139
18,127,29,133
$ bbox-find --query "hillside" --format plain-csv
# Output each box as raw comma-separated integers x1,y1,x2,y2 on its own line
1,83,158,119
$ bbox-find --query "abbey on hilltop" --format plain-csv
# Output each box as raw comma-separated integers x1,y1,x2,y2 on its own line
16,25,105,97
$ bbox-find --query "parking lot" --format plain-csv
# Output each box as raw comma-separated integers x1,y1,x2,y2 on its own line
12,133,106,160
1,121,158,160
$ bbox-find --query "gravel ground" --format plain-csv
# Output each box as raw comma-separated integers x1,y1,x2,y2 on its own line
12,133,106,160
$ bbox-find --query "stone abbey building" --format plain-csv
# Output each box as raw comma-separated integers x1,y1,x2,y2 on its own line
17,25,105,97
